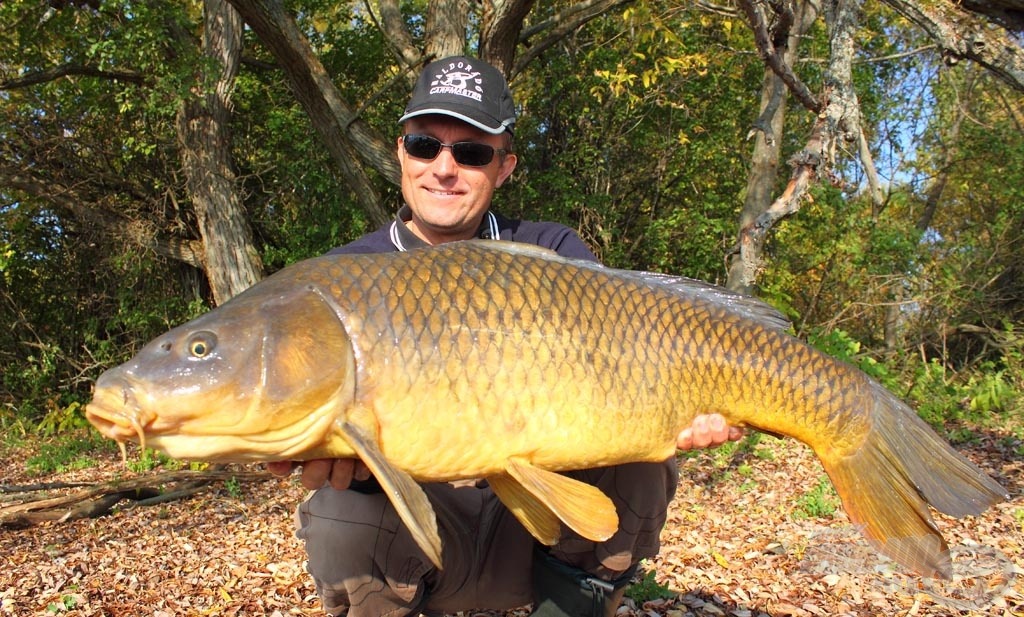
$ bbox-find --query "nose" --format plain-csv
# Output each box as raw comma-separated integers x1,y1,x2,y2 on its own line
431,146,458,176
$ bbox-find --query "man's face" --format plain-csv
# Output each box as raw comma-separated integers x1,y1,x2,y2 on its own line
398,115,517,245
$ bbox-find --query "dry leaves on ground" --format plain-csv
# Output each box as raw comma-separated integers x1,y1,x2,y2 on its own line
1,434,1021,617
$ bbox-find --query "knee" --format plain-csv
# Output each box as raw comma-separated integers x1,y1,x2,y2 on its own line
296,488,394,579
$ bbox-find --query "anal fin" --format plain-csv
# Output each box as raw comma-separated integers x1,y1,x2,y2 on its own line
338,421,443,568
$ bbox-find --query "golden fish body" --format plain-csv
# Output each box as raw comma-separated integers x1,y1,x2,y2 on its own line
86,241,1007,576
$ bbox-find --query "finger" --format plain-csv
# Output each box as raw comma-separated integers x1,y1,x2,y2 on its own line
676,427,694,450
707,414,729,444
689,415,713,449
299,459,334,491
329,459,359,491
265,461,294,477
353,461,371,482
728,426,745,441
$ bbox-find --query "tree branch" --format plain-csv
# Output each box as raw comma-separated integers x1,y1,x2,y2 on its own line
482,0,537,74
372,0,421,75
737,0,821,112
227,0,395,226
0,469,270,527
880,0,1024,93
514,0,633,78
0,64,146,90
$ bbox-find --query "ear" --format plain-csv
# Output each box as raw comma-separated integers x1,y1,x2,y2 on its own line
495,151,518,187
396,136,407,168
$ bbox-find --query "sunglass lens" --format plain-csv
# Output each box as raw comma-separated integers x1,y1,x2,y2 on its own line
404,134,442,159
451,143,494,166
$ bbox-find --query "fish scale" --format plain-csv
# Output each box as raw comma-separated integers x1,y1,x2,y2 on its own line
86,240,1007,576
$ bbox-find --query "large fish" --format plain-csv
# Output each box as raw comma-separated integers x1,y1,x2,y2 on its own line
86,241,1007,577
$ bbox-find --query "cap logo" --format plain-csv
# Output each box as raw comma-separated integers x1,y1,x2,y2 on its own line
430,61,484,103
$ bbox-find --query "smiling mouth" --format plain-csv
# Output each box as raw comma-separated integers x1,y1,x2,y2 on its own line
427,188,462,197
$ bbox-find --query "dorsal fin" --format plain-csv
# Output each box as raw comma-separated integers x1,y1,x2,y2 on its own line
454,240,792,334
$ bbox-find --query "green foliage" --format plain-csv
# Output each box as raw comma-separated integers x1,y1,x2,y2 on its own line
36,402,90,437
909,356,1020,435
224,476,243,499
504,1,761,279
46,594,80,614
25,433,115,476
124,448,181,473
806,328,895,387
625,568,675,602
791,477,839,520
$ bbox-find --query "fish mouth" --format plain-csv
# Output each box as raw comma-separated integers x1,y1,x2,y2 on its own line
85,377,157,456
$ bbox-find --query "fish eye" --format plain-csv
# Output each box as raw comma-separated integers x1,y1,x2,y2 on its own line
187,332,217,358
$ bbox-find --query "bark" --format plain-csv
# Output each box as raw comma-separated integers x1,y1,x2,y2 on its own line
959,0,1024,30
728,0,819,293
481,0,537,74
227,0,396,227
737,0,821,113
731,0,863,291
881,0,1024,93
426,0,472,61
375,0,422,73
176,0,263,305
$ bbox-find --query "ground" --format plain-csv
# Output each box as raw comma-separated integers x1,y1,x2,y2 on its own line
1,434,1021,617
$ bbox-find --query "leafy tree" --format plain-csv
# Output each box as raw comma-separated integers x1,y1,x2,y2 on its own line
1,0,1022,430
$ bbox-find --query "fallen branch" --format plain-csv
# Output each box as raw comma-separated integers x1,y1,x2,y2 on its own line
0,468,272,527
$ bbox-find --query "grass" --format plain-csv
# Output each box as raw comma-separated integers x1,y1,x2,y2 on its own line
25,432,116,476
791,476,840,520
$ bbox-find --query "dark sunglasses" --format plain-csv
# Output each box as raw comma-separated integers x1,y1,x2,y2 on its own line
402,134,507,167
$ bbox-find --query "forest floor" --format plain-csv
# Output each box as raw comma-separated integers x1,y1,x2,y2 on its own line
1,431,1021,617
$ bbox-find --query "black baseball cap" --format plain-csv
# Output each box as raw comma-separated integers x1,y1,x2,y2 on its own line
400,56,516,135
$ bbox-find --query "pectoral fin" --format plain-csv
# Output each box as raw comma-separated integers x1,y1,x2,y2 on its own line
337,421,443,568
490,457,619,544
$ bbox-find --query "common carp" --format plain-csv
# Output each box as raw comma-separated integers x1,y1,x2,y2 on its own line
86,240,1007,577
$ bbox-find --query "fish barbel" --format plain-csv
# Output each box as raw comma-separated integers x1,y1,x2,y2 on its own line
86,241,1007,576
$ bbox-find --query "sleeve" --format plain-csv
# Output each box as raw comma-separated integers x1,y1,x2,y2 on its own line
500,218,600,263
548,229,598,262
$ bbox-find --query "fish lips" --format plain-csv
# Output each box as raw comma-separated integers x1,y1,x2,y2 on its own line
86,371,157,446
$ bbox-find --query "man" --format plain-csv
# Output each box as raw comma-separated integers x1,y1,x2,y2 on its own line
268,56,740,617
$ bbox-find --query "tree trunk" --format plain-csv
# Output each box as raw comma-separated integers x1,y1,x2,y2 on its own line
227,0,396,228
177,0,263,305
480,0,537,74
881,72,970,348
426,0,472,60
728,0,819,293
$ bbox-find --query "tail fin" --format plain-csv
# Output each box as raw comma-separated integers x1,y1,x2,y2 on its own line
823,381,1008,579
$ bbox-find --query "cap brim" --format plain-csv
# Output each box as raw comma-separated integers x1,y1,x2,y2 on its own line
399,107,512,135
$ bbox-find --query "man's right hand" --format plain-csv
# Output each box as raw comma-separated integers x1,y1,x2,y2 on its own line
266,458,371,491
